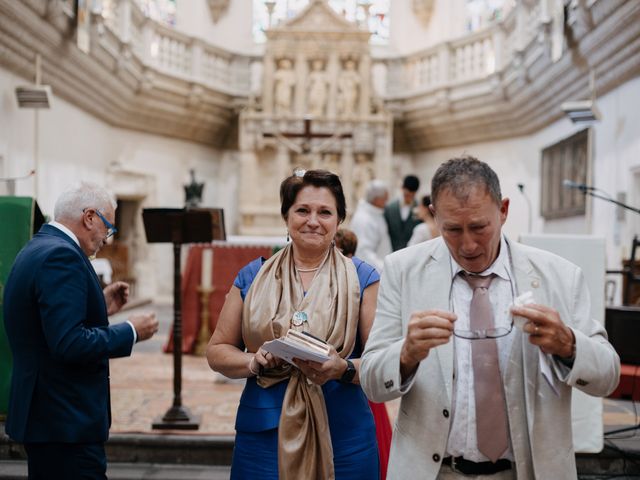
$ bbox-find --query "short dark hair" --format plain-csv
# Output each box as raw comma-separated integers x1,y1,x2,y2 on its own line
402,175,420,192
421,194,431,208
334,228,358,257
431,155,502,207
280,169,347,223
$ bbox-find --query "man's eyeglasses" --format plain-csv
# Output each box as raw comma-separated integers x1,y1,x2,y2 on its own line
453,323,513,340
84,208,118,238
449,273,515,340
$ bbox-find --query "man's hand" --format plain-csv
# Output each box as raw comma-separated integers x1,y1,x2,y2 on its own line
129,312,159,342
104,281,129,315
400,309,456,381
511,304,575,358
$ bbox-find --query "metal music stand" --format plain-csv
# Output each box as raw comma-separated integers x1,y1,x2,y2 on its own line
143,207,226,430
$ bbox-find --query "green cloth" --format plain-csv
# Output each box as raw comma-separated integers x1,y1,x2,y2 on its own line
0,197,36,417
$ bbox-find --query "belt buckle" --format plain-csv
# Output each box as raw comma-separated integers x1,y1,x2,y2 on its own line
450,457,460,474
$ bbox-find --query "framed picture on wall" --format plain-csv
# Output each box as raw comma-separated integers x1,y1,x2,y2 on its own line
540,128,591,219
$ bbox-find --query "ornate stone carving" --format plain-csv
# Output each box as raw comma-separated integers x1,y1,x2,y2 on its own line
273,58,296,115
238,0,392,234
337,59,360,117
207,0,230,24
306,58,329,117
413,0,435,27
352,153,375,206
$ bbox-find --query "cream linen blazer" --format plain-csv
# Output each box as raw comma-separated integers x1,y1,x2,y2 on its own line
361,237,620,480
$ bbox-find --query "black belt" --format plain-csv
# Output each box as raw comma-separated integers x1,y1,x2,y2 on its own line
442,456,512,475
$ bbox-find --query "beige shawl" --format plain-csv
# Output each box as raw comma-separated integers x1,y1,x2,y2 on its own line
242,243,360,479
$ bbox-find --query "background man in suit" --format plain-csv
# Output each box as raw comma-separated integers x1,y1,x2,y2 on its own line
384,174,422,251
3,181,159,479
361,156,620,479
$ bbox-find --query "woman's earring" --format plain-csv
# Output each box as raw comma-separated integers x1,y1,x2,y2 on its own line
286,231,290,242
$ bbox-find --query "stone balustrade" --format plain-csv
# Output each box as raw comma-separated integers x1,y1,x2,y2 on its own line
3,0,635,149
96,0,553,100
97,0,249,96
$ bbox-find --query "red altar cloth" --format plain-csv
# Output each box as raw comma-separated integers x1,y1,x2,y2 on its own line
609,363,640,401
164,243,272,353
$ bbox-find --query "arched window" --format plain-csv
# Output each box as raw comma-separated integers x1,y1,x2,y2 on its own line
253,0,390,44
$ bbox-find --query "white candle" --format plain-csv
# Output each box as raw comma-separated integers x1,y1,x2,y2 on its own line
201,248,213,289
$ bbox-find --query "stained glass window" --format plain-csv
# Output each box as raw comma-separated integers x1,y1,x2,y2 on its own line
465,0,514,32
253,0,389,44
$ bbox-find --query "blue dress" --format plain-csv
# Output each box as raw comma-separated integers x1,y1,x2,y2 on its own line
230,257,380,480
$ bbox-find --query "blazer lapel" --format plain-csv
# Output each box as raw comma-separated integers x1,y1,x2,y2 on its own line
507,239,548,432
419,240,455,401
41,224,106,304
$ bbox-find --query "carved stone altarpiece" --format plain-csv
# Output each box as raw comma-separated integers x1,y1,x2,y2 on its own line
238,0,393,235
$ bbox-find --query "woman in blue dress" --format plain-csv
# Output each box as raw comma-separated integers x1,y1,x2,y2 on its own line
207,169,380,480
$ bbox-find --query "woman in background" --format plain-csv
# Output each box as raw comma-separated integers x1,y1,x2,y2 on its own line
335,227,392,480
407,194,439,246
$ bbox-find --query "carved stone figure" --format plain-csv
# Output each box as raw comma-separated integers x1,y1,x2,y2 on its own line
306,59,329,117
352,153,374,205
337,59,360,117
413,0,435,26
273,58,296,115
322,153,341,177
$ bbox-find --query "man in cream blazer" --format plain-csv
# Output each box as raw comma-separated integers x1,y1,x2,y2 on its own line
361,156,620,480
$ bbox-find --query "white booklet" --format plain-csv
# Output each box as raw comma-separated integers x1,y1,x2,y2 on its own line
262,329,331,364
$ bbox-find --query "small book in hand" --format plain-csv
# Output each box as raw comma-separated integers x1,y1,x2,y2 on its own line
262,329,331,364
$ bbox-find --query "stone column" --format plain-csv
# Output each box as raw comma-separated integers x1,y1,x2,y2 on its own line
439,42,452,86
359,54,371,116
238,149,259,234
262,53,275,115
340,138,355,212
276,143,291,183
374,119,393,183
118,0,132,43
327,51,340,119
294,52,307,116
191,40,203,81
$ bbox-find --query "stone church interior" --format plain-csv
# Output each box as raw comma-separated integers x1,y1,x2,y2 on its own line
1,0,640,477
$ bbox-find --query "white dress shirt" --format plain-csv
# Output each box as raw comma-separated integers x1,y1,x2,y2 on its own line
446,235,515,462
400,202,412,221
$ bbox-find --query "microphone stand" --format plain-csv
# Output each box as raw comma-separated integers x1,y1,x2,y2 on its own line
577,188,640,436
576,188,640,215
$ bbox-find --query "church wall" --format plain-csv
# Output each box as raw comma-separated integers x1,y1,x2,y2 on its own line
411,75,640,302
0,65,238,301
174,0,256,55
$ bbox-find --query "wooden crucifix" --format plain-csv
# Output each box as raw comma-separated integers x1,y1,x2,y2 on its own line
263,117,352,154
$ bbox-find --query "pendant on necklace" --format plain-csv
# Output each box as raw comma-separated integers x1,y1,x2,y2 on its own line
292,311,308,327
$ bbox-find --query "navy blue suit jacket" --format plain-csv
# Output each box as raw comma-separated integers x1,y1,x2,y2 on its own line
3,224,134,443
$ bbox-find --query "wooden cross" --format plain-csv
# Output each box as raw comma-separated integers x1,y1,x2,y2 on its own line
263,117,352,153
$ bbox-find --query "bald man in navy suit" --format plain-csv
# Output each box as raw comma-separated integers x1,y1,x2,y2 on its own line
3,181,159,479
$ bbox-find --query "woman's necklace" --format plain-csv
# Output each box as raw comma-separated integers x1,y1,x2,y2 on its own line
291,249,330,327
295,265,319,273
